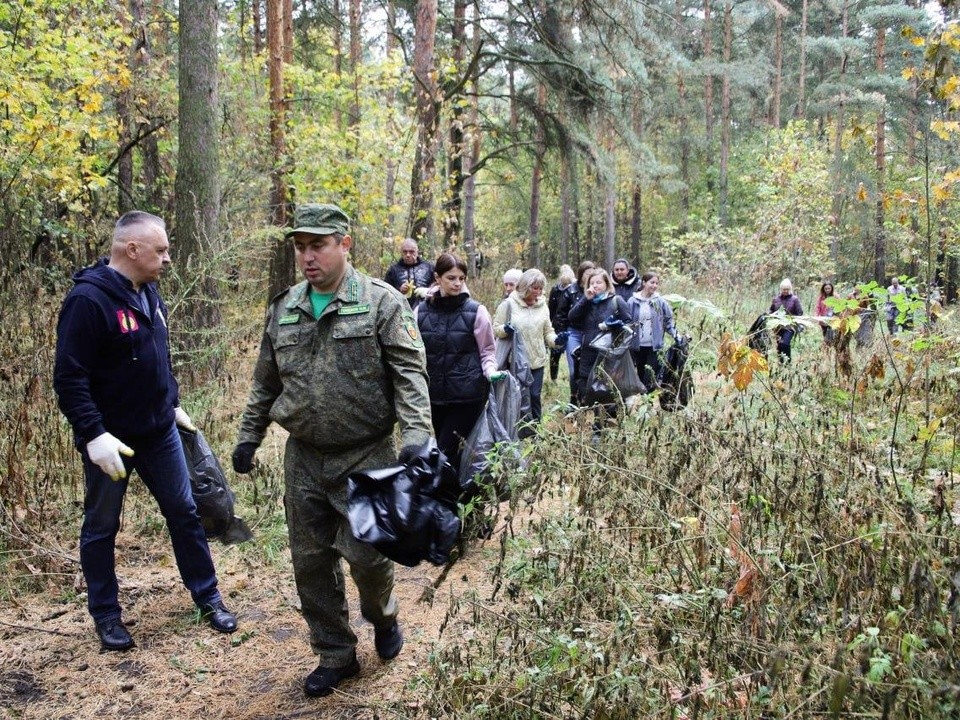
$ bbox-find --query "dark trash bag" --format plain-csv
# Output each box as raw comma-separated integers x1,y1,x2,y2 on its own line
747,314,770,355
584,330,644,405
178,427,254,545
658,335,693,412
458,373,524,500
347,440,462,567
494,304,533,417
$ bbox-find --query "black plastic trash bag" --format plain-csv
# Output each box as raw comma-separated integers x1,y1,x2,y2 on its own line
658,335,693,412
584,329,644,405
347,439,462,567
458,374,524,500
747,314,771,355
178,427,254,545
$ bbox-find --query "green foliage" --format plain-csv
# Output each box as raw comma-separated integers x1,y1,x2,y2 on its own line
0,0,127,265
659,122,834,285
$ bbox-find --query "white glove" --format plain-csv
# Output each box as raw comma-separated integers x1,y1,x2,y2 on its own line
413,286,429,299
86,432,135,481
174,406,197,432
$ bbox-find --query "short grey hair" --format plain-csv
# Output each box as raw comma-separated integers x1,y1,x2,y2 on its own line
516,268,546,296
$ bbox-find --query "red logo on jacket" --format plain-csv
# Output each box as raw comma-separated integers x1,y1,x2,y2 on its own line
117,310,139,333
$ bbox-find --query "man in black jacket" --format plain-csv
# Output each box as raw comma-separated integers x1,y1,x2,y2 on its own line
53,211,236,652
612,258,639,300
384,238,434,309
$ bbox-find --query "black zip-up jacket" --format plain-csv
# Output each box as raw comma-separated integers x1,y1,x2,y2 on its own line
53,260,179,444
555,284,586,332
384,257,435,309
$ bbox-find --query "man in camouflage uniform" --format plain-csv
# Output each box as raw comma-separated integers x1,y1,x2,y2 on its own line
231,203,433,697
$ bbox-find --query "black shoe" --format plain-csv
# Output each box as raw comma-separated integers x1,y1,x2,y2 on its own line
304,655,360,697
199,601,237,633
95,619,134,651
374,621,404,660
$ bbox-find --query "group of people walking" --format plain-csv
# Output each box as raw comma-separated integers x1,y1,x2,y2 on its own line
52,206,681,701
387,249,681,469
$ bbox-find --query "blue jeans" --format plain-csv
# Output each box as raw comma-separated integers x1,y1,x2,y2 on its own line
79,422,221,624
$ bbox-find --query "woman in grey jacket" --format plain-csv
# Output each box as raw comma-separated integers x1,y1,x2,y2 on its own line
627,271,676,391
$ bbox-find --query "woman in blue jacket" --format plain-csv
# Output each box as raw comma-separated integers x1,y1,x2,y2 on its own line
567,268,632,405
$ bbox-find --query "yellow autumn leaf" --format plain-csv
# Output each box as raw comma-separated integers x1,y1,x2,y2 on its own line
856,183,868,202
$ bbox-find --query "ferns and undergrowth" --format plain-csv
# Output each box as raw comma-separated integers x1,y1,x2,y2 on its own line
2,263,960,717
419,308,960,718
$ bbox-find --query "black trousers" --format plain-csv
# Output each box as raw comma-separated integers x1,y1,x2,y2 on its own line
630,347,661,392
431,400,486,474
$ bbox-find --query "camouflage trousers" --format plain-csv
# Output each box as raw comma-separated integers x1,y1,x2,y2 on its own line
284,434,399,666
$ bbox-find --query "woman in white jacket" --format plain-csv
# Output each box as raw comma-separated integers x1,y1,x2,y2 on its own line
493,268,558,432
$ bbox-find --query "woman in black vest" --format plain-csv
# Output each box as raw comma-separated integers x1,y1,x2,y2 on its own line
416,253,503,472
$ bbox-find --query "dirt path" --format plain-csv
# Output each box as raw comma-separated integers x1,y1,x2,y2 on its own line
0,520,501,720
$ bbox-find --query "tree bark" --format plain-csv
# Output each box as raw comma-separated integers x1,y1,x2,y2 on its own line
704,0,714,150
267,0,294,298
718,1,732,227
384,0,398,236
874,26,886,283
770,11,782,128
444,0,469,247
252,0,263,55
409,0,439,243
795,0,808,118
175,0,222,363
830,0,849,264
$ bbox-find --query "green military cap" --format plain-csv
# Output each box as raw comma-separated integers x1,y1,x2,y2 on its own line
285,203,351,239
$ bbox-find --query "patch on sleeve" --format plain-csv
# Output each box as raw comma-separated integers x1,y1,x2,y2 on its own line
403,315,423,346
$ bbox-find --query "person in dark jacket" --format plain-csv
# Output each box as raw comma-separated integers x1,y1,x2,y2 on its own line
384,238,434,309
415,253,503,474
555,261,595,404
53,211,236,652
547,264,576,380
567,268,632,405
769,278,803,361
611,258,640,300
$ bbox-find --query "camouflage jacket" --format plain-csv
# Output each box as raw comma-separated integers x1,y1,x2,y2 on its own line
237,266,432,454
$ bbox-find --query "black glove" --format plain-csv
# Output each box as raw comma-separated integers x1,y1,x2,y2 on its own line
231,442,259,473
555,330,569,347
503,323,516,335
398,444,422,465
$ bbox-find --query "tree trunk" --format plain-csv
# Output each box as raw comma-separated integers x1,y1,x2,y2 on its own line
830,0,849,265
252,0,263,54
527,82,547,268
770,11,782,128
718,1,732,227
267,0,294,298
384,0,398,235
175,0,222,364
795,0,808,118
409,0,439,243
332,0,343,129
603,181,616,271
704,0,714,150
631,183,642,268
117,1,141,215
443,0,469,247
874,27,886,283
348,0,361,137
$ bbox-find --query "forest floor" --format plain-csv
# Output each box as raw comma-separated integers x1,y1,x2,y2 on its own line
0,507,505,720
